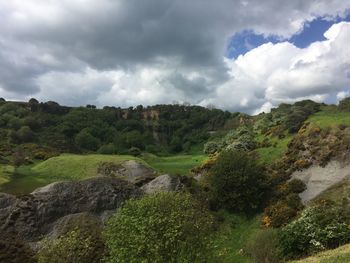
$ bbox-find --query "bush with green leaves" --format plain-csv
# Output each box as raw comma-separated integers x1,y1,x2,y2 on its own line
104,192,214,263
208,150,269,213
203,141,221,154
279,201,350,259
97,143,117,154
17,126,35,142
37,230,98,263
263,195,302,228
75,129,100,151
128,146,141,156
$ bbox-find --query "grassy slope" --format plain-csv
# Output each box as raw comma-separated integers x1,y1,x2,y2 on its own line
311,177,350,207
142,153,206,175
254,109,350,165
0,153,206,195
211,213,260,263
255,135,292,164
308,107,350,128
289,244,350,263
0,154,143,195
31,154,145,180
0,164,14,185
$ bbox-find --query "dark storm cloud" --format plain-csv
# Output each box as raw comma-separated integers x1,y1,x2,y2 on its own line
0,0,350,111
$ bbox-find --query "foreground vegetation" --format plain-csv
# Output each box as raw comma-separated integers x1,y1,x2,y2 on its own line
290,244,350,263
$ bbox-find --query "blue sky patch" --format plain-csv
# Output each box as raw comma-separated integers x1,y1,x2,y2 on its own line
227,13,350,59
226,30,279,59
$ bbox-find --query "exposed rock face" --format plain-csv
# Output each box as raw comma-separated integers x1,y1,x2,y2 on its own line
0,193,17,209
0,177,142,243
141,174,183,194
97,160,156,185
291,161,350,203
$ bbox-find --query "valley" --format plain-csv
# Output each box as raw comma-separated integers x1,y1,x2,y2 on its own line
1,98,350,263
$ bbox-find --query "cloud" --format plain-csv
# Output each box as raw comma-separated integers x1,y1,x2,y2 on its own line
0,0,350,112
204,21,350,113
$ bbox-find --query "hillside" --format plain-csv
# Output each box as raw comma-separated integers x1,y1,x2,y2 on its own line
290,244,350,263
0,99,232,159
1,97,350,263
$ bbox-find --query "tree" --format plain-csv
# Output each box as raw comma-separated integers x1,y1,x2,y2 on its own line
75,129,100,151
17,126,34,142
104,192,214,263
28,98,39,112
209,150,269,213
128,146,141,156
169,136,183,153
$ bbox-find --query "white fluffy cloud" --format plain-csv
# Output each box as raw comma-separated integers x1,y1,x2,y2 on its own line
202,22,350,113
0,0,350,113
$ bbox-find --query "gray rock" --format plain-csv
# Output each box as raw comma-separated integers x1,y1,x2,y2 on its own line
141,174,183,194
48,212,102,240
0,177,142,242
0,193,17,209
97,160,156,185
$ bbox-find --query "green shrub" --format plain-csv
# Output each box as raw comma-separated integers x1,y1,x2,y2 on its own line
286,179,306,194
145,144,161,154
169,136,183,153
203,141,221,154
128,146,141,156
279,201,350,259
245,229,282,263
97,143,116,154
75,129,100,151
263,198,301,228
8,116,22,130
17,126,35,142
104,192,214,263
209,150,269,213
37,230,97,263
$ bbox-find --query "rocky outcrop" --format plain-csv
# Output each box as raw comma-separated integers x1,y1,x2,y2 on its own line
0,177,142,243
97,160,156,185
141,174,183,194
291,161,350,203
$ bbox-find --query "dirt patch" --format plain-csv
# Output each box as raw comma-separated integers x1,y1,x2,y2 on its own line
291,161,350,203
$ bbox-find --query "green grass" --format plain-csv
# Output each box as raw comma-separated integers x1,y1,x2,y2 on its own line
312,177,350,208
0,154,144,195
289,244,350,263
142,153,207,175
308,111,350,128
211,212,260,263
31,154,144,180
0,164,49,195
0,153,206,195
0,164,14,185
255,136,292,164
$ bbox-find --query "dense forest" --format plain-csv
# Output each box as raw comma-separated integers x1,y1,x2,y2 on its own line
0,98,232,161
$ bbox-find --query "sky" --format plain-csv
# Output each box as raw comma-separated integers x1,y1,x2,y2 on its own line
1,0,350,114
